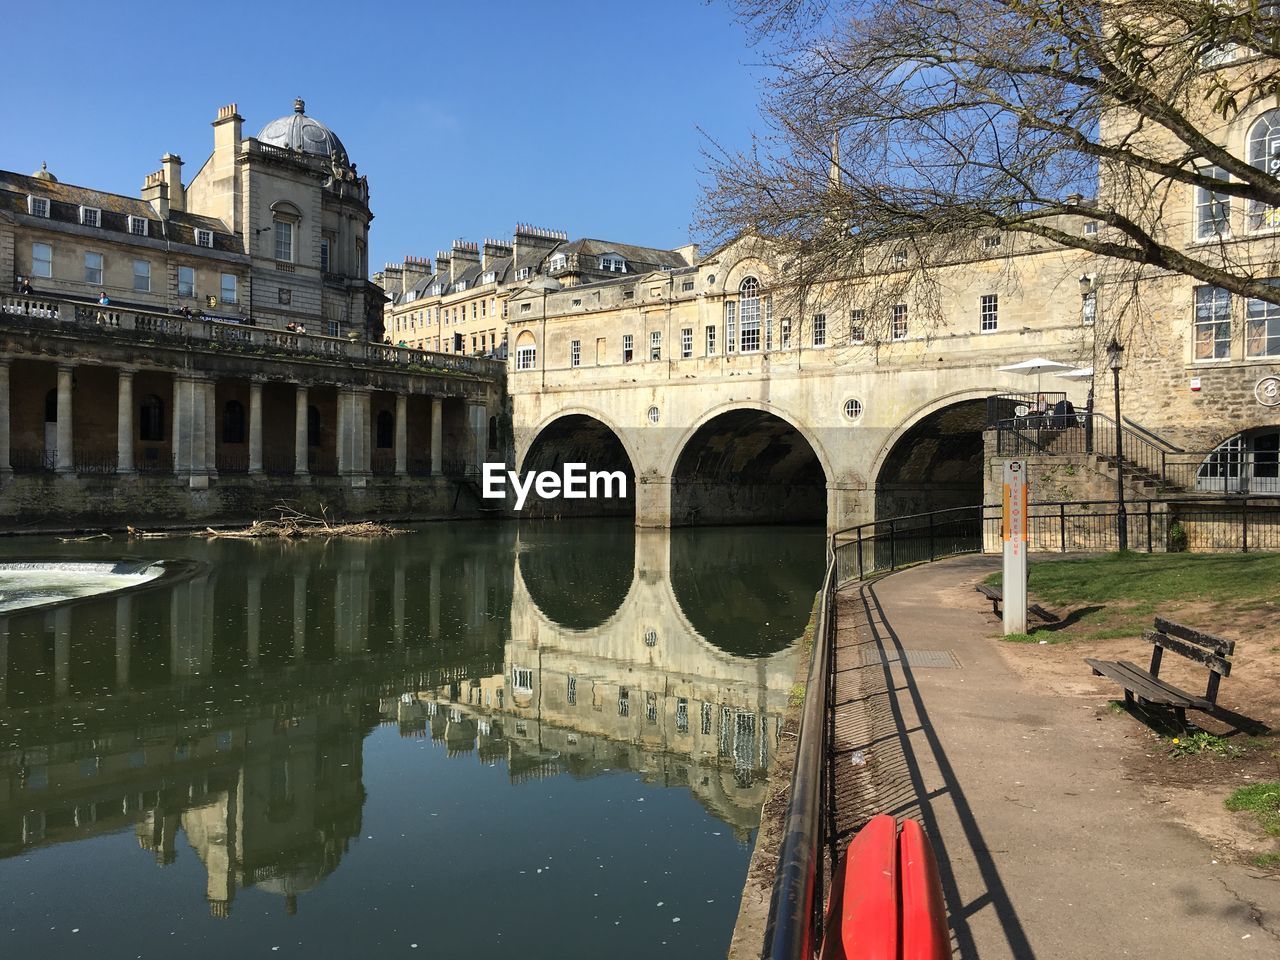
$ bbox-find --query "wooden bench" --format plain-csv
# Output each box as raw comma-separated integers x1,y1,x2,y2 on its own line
1085,617,1235,725
975,583,1060,623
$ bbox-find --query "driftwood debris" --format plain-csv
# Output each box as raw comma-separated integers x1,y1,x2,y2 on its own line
198,504,405,540
57,532,112,543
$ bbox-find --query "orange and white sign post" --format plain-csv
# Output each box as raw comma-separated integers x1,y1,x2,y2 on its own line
1002,460,1029,635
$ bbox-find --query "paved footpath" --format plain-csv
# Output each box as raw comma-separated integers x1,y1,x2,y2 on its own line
831,555,1278,959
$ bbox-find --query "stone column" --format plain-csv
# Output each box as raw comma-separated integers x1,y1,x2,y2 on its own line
55,364,74,475
430,398,443,476
115,594,132,688
294,386,309,477
395,394,408,476
248,380,264,474
0,360,11,482
360,390,372,476
336,389,351,476
204,379,218,479
173,376,209,485
467,402,487,473
116,369,135,475
633,477,672,528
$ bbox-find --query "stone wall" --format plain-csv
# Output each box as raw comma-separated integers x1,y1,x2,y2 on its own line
0,474,489,531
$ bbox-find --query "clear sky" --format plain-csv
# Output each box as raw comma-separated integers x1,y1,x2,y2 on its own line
5,0,768,270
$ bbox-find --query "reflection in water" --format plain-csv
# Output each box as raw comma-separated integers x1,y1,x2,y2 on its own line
0,523,822,957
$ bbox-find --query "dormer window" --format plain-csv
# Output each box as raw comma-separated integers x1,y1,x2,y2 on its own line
600,255,626,273
27,196,50,218
548,254,567,272
195,228,214,248
891,247,907,266
431,283,443,296
79,206,101,227
129,215,149,237
516,267,532,281
455,280,467,292
482,271,496,284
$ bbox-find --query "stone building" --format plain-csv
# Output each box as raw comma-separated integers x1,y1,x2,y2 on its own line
376,225,696,357
0,100,505,528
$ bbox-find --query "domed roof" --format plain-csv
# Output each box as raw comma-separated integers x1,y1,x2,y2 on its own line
257,98,349,164
32,161,57,183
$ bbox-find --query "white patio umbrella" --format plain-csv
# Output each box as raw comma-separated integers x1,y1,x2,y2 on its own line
997,357,1076,394
1055,366,1094,380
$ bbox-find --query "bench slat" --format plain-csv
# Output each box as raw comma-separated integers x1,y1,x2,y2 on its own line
976,585,1001,600
1144,630,1232,677
1085,658,1204,708
1154,617,1235,656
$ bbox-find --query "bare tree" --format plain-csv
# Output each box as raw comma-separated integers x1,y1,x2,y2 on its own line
700,0,1280,325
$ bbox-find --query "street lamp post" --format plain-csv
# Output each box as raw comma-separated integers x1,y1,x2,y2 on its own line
1107,337,1128,551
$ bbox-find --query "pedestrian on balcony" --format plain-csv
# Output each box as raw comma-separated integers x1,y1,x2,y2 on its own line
17,276,33,295
98,291,110,306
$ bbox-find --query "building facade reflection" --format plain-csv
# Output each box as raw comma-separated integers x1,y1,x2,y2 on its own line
0,522,820,915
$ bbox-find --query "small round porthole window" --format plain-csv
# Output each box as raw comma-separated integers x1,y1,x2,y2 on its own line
706,274,716,286
843,398,864,421
647,406,661,424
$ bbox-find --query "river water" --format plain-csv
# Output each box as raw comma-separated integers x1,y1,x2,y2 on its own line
0,521,824,959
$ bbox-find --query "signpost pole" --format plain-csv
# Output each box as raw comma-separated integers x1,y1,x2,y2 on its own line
1002,459,1029,635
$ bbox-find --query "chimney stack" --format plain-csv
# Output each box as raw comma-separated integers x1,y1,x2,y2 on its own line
449,239,480,283
482,238,513,271
162,153,185,212
512,223,567,275
142,170,169,219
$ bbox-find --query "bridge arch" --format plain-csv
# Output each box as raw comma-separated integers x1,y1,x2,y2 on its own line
869,389,996,521
518,409,636,518
668,401,830,527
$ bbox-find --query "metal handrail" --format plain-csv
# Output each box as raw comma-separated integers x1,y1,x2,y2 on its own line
762,543,837,960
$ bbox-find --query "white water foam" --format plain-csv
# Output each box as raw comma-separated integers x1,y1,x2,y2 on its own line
0,561,165,612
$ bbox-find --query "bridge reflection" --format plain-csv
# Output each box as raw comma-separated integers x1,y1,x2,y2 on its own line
0,523,821,916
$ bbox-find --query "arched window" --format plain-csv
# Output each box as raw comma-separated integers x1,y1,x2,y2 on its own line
1198,428,1280,494
307,405,321,447
376,409,394,449
44,388,57,423
487,415,499,450
1247,110,1280,230
223,400,246,444
515,331,537,370
139,395,164,442
739,276,761,353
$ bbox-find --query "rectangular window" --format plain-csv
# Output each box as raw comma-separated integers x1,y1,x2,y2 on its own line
650,330,662,361
765,295,774,350
571,339,581,367
1083,220,1099,235
567,676,577,706
682,279,695,292
325,319,339,338
320,238,331,272
980,294,998,332
781,317,792,349
128,215,148,237
982,234,1001,249
472,302,477,318
133,259,151,293
1194,285,1232,360
220,273,237,304
520,302,531,314
27,195,50,218
891,247,907,265
812,313,827,347
274,220,293,262
681,327,693,358
516,345,536,370
1246,287,1280,357
892,304,908,340
178,265,195,297
705,325,717,355
850,309,866,344
31,242,52,278
725,300,737,353
194,228,214,248
1082,290,1097,326
623,333,634,363
741,296,761,352
84,252,103,285
701,702,713,736
676,698,689,733
618,687,630,717
646,691,658,724
79,206,100,227
1195,166,1231,240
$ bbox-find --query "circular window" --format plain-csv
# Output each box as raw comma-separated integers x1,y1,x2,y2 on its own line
706,274,716,286
647,406,661,424
843,398,864,421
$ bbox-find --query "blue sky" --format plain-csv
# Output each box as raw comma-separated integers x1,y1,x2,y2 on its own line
5,0,768,269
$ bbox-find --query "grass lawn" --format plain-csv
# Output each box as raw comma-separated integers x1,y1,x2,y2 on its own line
986,551,1280,641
